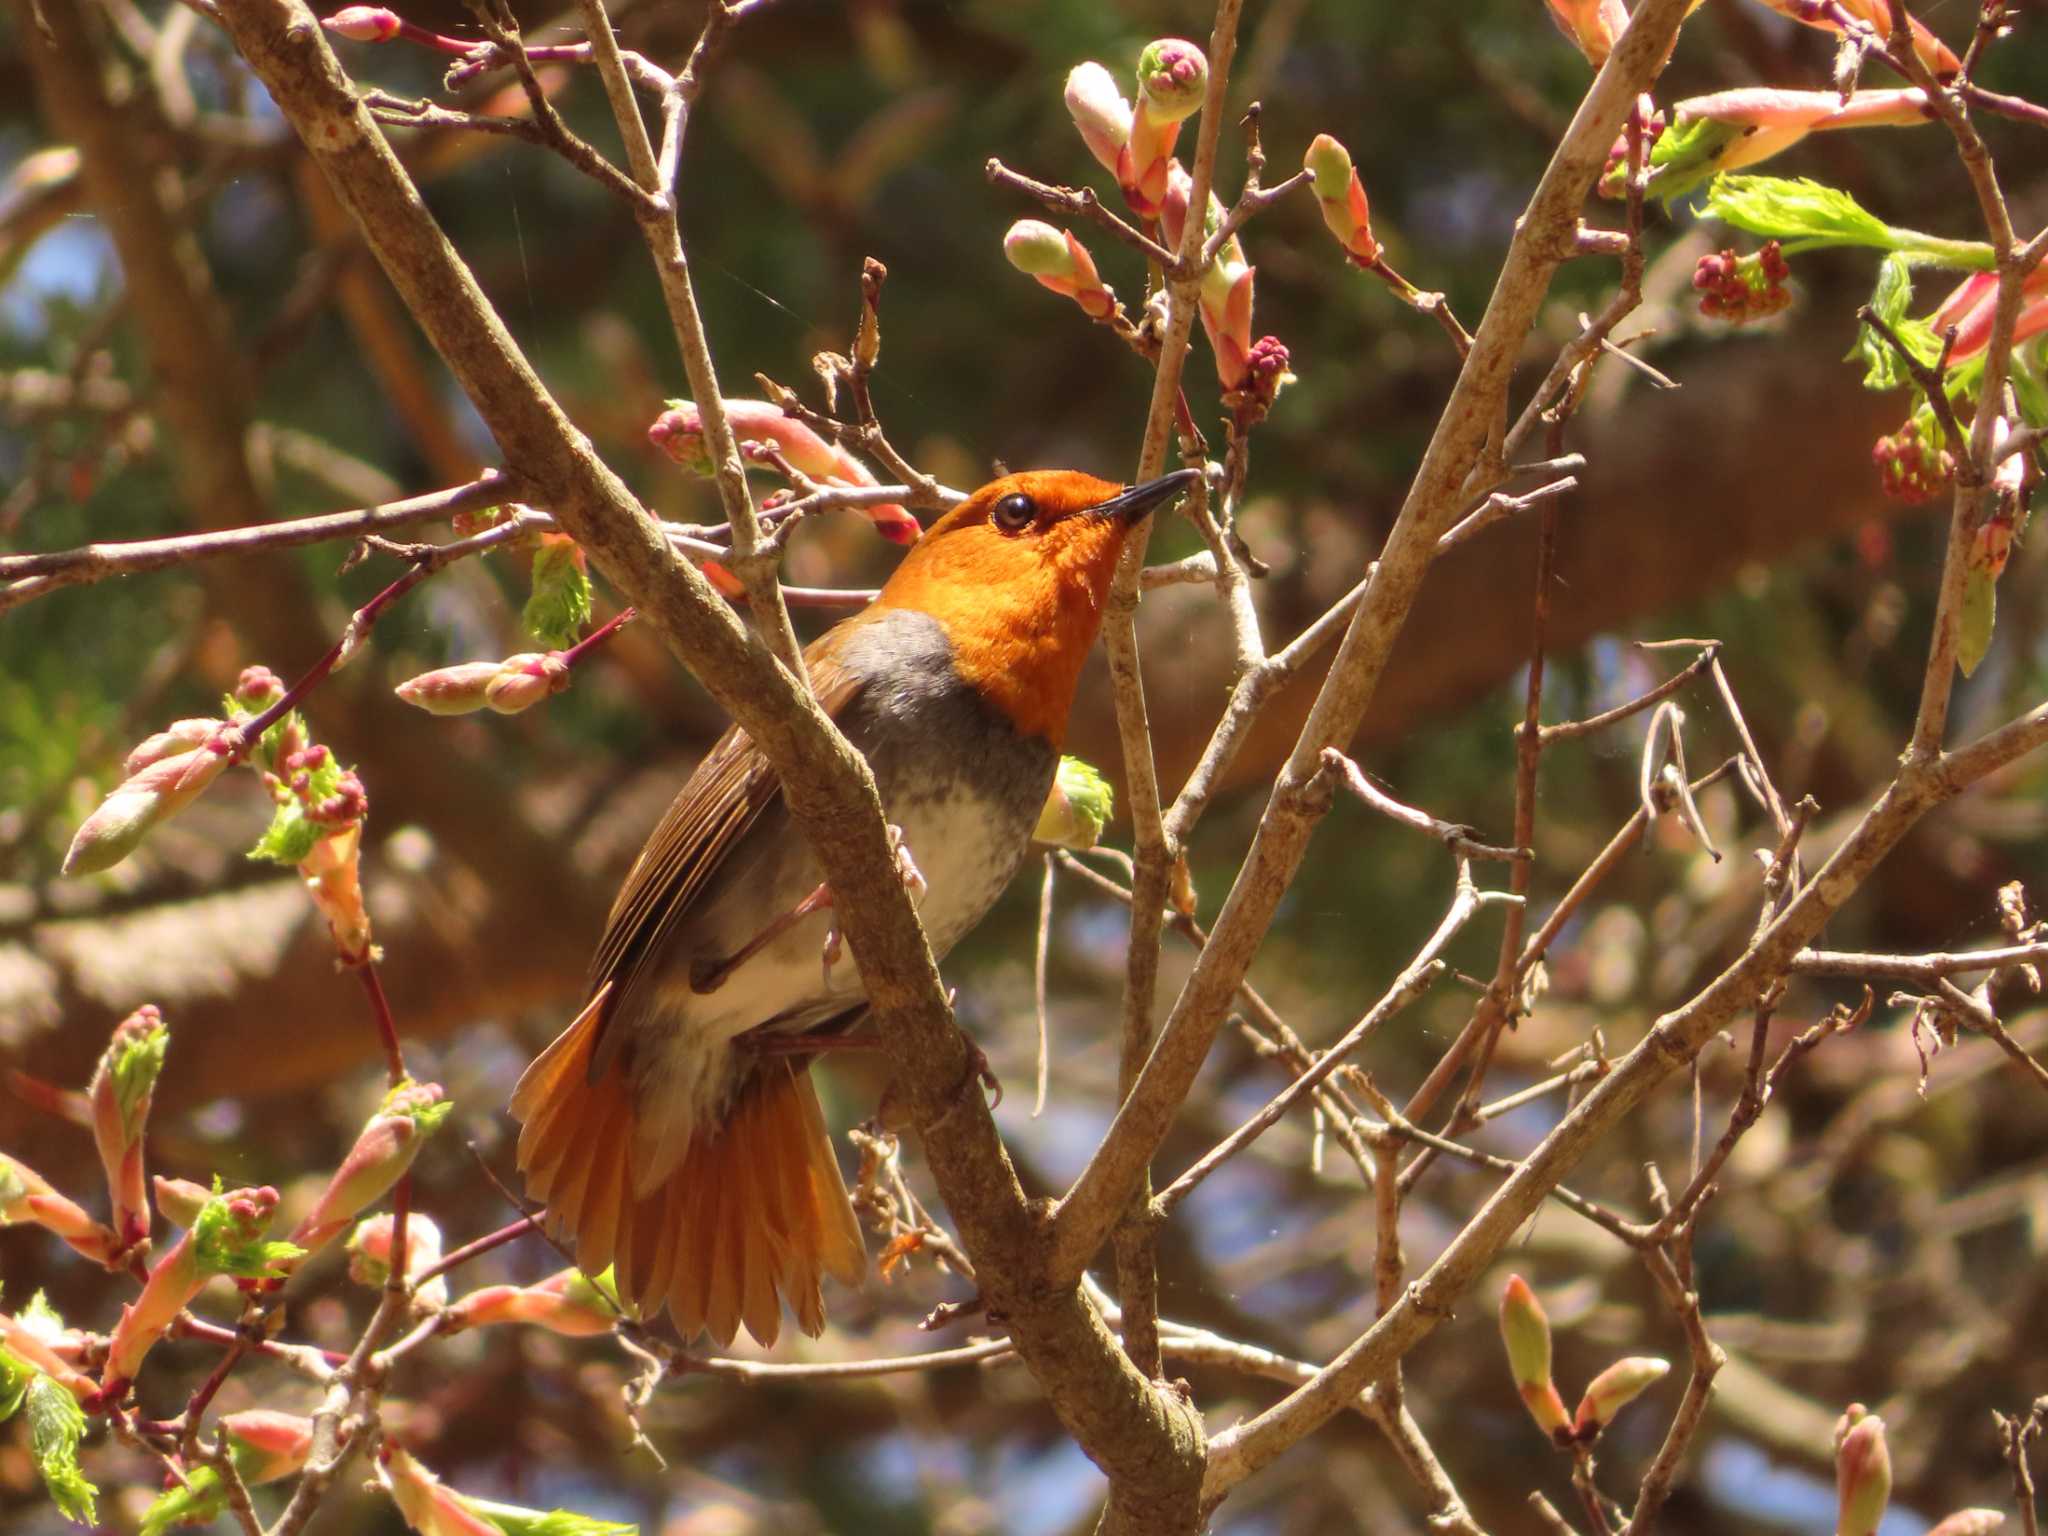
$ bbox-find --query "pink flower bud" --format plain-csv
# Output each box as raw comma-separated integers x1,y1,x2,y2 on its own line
1692,241,1793,324
444,1267,619,1337
323,5,402,40
1004,220,1117,319
1064,62,1131,176
123,719,223,776
395,661,503,716
348,1212,448,1304
378,1443,503,1536
483,653,570,715
89,1005,168,1254
1544,0,1629,65
234,665,286,711
1928,262,2048,363
1572,1356,1670,1437
1872,418,1954,504
65,732,234,876
1304,134,1380,266
1500,1274,1571,1440
1836,1411,1892,1536
649,401,917,542
219,1410,316,1484
1136,39,1207,125
290,1083,451,1258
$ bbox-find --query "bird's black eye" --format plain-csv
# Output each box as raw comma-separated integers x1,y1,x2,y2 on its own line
991,492,1037,533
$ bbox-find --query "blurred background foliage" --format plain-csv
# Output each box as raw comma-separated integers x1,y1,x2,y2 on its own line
4,0,2048,1531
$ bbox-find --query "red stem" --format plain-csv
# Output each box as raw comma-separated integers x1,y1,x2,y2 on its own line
410,1215,542,1286
556,605,636,668
356,963,407,1086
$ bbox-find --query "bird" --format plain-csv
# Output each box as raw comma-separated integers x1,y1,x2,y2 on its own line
511,466,1199,1347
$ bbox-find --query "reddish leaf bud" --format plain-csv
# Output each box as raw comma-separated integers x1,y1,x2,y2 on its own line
1500,1274,1572,1440
323,4,403,39
1136,39,1207,125
1572,1356,1671,1438
1835,1411,1892,1536
1304,134,1380,266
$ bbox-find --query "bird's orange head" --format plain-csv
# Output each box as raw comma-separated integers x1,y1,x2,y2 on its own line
873,468,1198,745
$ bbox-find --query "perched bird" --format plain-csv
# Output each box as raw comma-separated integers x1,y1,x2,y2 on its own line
512,466,1198,1347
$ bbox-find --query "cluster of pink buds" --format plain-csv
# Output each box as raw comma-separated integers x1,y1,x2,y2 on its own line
63,720,235,876
1064,41,1208,219
103,1185,298,1397
88,1005,168,1259
1303,135,1379,267
1598,108,1665,194
647,398,918,545
1692,241,1793,323
443,1265,619,1336
1500,1274,1669,1447
1872,417,1954,503
396,652,570,716
1004,221,1116,319
288,1080,452,1260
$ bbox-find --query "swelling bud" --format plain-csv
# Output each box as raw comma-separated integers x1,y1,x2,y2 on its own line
1064,62,1131,176
1136,39,1206,124
1499,1274,1571,1440
1572,1356,1670,1438
323,4,402,39
1304,134,1380,266
1034,756,1114,850
1004,220,1116,319
1835,1409,1892,1536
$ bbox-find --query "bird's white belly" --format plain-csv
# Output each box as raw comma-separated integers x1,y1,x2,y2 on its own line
633,779,1028,1152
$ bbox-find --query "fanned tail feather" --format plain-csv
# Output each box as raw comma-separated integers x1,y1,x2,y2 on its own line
510,994,866,1346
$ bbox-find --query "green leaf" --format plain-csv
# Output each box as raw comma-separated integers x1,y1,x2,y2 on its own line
222,694,302,776
1641,118,1747,206
192,1193,302,1279
1853,253,1941,392
1706,176,1996,268
1705,174,1892,249
111,1019,170,1129
247,747,348,867
27,1374,96,1525
465,1496,637,1536
0,1348,31,1422
1959,567,1996,677
141,1466,225,1536
524,541,592,649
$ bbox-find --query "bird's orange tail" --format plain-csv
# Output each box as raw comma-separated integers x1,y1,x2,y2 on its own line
510,993,866,1347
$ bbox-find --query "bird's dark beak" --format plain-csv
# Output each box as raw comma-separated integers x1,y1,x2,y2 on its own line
1090,468,1202,526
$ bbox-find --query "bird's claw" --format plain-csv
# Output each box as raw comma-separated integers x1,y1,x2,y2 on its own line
820,825,925,985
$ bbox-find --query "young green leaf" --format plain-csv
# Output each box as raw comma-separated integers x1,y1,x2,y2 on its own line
465,1498,637,1536
524,539,593,649
27,1374,97,1525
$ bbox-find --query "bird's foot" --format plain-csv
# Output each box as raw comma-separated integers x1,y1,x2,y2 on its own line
691,882,835,995
819,825,926,985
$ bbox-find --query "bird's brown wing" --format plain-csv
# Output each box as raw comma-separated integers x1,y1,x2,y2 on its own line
582,630,865,1081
